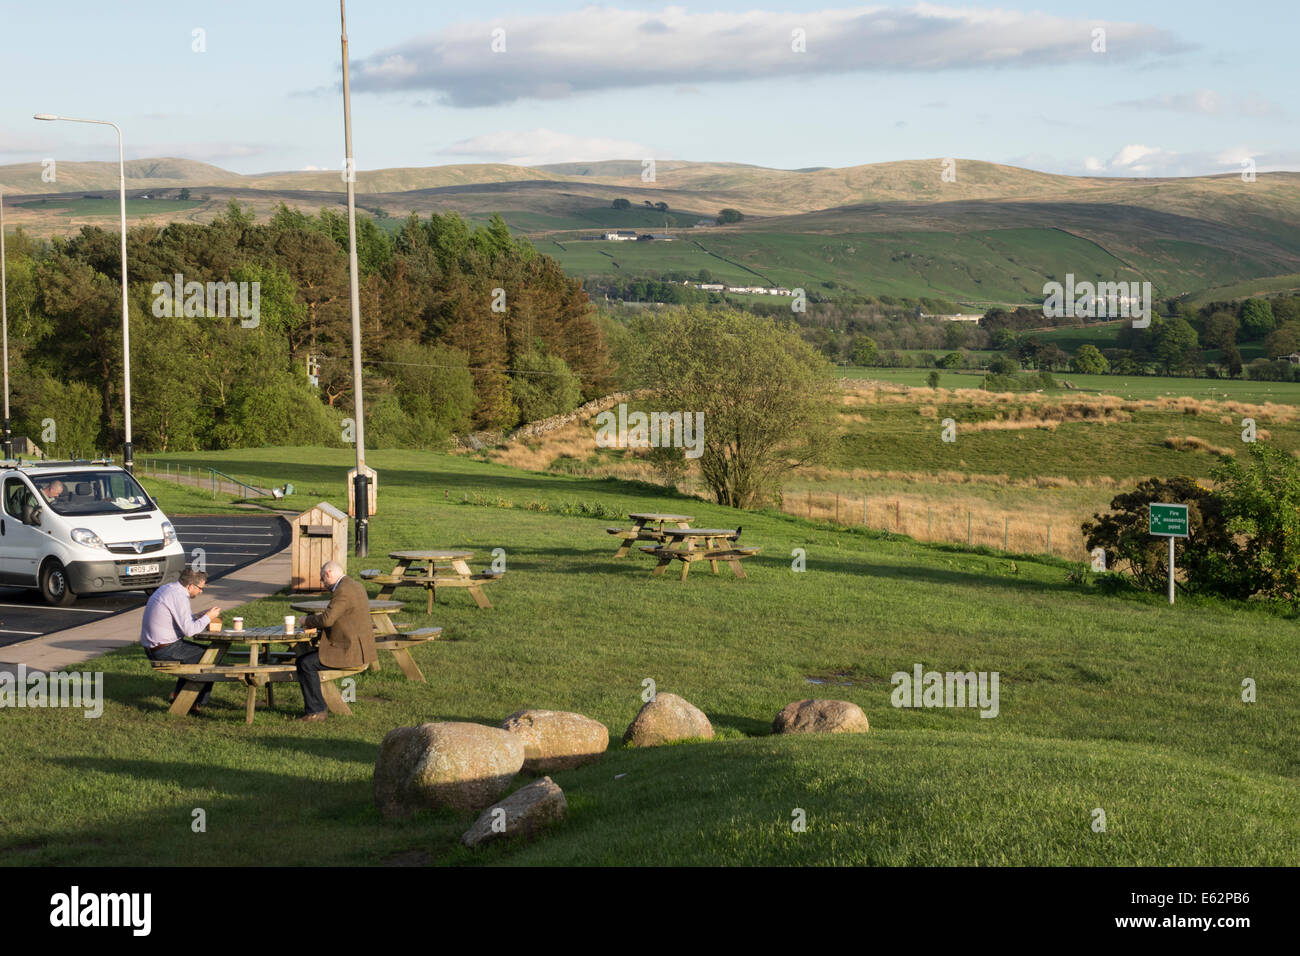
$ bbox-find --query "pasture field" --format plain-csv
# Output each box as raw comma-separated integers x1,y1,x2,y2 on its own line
2,447,1296,867
545,227,1142,303
488,375,1300,559
15,197,205,221
841,367,1300,403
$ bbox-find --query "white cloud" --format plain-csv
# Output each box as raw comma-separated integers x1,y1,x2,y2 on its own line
351,4,1188,106
1010,145,1300,178
1117,89,1282,116
441,128,659,166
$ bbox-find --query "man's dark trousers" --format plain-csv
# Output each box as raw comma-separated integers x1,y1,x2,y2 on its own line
147,640,213,707
295,650,328,715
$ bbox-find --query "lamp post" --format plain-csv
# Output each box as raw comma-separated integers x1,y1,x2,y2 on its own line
340,0,369,555
1,188,10,460
33,113,133,472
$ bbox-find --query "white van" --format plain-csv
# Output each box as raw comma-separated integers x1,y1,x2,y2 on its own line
0,460,186,605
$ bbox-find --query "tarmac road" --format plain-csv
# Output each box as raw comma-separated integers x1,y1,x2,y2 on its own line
0,514,289,648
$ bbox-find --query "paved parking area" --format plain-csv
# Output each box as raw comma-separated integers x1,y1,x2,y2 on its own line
0,514,289,647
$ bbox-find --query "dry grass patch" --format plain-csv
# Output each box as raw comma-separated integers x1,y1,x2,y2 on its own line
1163,435,1237,457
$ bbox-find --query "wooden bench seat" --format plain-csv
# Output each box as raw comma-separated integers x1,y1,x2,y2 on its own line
155,660,366,723
372,627,443,682
640,545,760,580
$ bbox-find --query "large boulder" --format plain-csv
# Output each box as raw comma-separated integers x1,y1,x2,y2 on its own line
500,709,609,773
374,722,525,818
623,693,713,747
771,699,870,735
461,776,567,848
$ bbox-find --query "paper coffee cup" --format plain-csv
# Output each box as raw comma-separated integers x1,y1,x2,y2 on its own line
232,617,244,631
284,615,295,635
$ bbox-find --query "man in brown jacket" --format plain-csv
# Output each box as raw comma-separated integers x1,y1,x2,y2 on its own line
295,560,377,721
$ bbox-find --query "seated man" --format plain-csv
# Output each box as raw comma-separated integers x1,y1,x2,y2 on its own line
140,568,222,714
37,479,68,505
295,560,377,722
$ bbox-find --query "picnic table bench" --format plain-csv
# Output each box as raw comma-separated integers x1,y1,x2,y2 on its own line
289,600,444,680
151,625,363,724
640,528,759,581
361,551,501,610
607,513,695,557
372,627,443,682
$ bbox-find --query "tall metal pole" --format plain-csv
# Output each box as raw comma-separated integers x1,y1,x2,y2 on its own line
1,188,10,460
32,114,132,472
340,0,368,555
115,124,132,473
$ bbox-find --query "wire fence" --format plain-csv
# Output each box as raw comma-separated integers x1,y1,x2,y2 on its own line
780,490,1090,561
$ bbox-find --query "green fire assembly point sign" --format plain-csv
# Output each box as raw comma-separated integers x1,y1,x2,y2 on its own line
1149,503,1189,537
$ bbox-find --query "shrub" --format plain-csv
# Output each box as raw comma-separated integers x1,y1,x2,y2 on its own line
1081,476,1251,598
1209,443,1300,604
509,350,583,424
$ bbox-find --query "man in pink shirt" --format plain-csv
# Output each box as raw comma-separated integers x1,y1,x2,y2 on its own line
140,568,222,714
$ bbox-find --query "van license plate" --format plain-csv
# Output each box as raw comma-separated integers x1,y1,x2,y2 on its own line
126,564,160,576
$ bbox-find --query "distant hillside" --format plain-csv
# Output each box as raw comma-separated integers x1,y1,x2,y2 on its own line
0,158,243,193
2,156,1298,306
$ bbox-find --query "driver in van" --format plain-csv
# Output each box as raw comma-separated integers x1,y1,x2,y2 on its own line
37,479,68,504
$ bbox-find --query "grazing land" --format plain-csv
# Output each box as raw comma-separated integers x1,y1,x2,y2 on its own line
2,447,1296,866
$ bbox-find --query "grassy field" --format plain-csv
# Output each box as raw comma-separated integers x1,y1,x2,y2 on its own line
16,197,204,219
3,446,1297,866
840,366,1300,403
546,227,1144,302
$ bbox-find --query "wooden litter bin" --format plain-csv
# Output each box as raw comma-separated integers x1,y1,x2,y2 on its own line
291,502,347,591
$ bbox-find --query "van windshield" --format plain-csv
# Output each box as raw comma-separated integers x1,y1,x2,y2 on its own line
30,471,155,516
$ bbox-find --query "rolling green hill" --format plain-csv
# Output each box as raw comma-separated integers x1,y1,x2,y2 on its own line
3,156,1299,305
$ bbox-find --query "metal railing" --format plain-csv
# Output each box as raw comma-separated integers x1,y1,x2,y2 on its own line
141,460,271,499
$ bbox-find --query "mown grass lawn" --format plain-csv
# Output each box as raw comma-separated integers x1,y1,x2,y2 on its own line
3,447,1297,866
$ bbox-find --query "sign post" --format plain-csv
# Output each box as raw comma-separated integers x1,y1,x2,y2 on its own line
1148,503,1189,604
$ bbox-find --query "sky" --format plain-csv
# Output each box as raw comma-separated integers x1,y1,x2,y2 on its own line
0,0,1295,178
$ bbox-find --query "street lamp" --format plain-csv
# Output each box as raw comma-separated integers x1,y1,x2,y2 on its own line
1,188,11,460
34,113,133,472
339,1,370,555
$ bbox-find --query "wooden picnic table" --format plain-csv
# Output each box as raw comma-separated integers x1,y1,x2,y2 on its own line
607,513,695,557
290,598,405,636
361,550,501,610
289,598,442,681
158,625,363,724
642,528,759,581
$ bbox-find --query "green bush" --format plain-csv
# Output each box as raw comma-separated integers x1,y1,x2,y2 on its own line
1209,443,1300,604
509,350,583,424
1082,476,1249,598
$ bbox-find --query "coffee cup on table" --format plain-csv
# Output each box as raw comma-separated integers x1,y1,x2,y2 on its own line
284,615,295,635
232,617,244,631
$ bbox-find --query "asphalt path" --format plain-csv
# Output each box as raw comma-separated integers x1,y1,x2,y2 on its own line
0,514,289,647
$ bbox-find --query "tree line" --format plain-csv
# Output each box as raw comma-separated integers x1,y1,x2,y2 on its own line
1,203,612,454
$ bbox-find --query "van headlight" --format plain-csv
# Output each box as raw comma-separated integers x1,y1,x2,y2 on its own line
71,528,106,549
161,521,176,546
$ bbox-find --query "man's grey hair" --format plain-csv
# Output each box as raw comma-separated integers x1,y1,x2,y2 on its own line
321,560,345,578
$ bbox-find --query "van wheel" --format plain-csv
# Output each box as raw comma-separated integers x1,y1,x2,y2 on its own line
40,561,77,606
